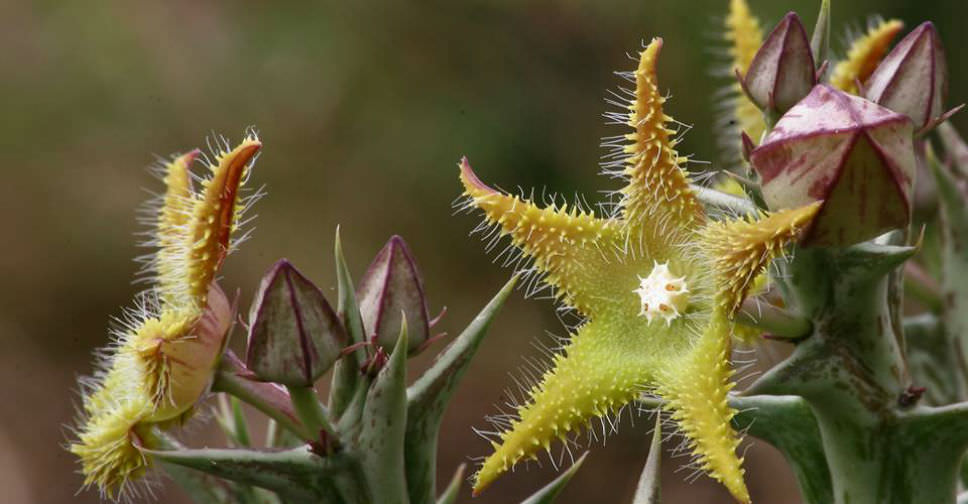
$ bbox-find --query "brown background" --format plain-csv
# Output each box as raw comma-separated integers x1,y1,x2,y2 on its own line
2,0,965,502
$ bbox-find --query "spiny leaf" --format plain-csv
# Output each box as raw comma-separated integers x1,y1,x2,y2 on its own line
520,452,588,504
146,446,341,503
329,227,366,418
632,416,663,504
731,395,832,504
356,323,409,504
405,275,517,503
435,464,466,504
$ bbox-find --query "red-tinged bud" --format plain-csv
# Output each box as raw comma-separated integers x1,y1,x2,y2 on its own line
357,236,434,355
865,22,947,129
751,84,916,246
743,12,816,115
246,260,347,387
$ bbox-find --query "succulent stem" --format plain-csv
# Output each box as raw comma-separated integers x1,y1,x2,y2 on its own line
212,359,311,440
287,386,335,442
736,297,812,341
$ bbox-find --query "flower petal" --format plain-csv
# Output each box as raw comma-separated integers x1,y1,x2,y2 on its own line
617,38,705,232
656,310,750,503
829,19,904,95
459,158,622,317
701,202,821,316
155,150,199,304
472,317,662,494
185,135,262,308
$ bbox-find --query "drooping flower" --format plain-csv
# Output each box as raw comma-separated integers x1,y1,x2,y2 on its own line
70,133,262,500
459,38,819,503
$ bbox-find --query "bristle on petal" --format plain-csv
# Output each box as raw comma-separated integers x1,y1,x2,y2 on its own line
185,135,261,308
472,319,655,494
458,158,620,317
619,38,705,232
701,201,821,316
656,311,750,503
829,19,904,94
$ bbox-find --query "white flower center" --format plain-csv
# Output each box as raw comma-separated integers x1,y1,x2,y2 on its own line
634,261,689,325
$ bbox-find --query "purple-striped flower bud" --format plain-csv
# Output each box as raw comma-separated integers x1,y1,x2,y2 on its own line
743,12,816,115
865,22,947,129
357,236,433,355
246,260,347,387
751,84,916,246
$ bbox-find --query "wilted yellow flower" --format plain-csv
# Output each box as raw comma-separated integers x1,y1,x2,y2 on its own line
70,133,261,500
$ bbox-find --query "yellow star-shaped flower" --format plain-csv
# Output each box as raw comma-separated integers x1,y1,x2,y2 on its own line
460,38,819,503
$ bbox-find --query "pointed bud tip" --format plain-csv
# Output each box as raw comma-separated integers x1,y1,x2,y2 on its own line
246,260,346,387
865,20,947,128
744,11,816,114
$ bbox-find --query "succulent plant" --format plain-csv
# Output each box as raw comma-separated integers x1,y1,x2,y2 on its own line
68,1,968,503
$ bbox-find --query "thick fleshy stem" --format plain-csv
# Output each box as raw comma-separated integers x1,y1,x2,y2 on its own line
287,387,336,445
746,245,968,503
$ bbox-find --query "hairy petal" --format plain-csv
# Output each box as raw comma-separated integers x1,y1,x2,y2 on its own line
656,311,749,504
472,318,662,494
725,0,766,144
619,38,705,233
185,135,261,308
459,158,622,316
701,202,821,316
829,19,904,94
155,150,199,304
70,398,154,500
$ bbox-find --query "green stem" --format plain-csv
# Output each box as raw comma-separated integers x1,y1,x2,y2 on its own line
212,365,311,440
287,386,335,439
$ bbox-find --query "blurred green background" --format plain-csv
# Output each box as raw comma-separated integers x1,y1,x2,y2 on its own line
2,0,964,502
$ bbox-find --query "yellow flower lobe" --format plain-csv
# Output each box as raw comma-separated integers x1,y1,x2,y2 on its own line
829,20,904,94
725,0,766,144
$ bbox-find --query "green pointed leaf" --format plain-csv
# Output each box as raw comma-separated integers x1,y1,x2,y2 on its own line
810,0,831,71
435,464,466,504
520,452,588,504
731,395,832,504
632,416,662,504
146,446,345,503
155,435,239,504
840,241,919,279
403,275,517,503
330,227,367,418
356,322,410,504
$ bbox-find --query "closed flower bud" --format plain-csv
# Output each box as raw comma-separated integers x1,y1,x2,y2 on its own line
751,84,916,246
743,12,816,115
357,236,432,355
246,260,347,387
865,22,947,129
